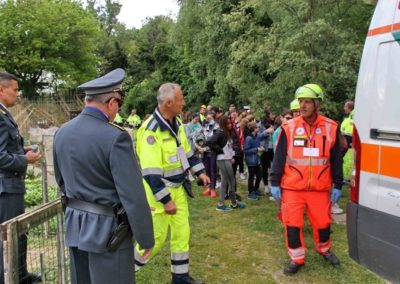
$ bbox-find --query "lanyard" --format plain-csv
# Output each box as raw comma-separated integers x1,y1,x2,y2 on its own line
154,109,181,146
302,122,318,147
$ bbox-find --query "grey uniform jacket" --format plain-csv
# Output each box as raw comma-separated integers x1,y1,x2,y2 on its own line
0,105,27,195
53,107,154,253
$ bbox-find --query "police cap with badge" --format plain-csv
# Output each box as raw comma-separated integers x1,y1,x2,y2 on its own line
78,68,125,105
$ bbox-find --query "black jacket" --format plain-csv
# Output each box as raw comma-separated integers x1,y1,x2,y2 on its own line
205,129,229,155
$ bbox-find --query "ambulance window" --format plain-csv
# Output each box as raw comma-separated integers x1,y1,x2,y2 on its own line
371,41,400,132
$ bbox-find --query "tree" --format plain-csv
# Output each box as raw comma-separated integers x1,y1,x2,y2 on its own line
0,0,100,98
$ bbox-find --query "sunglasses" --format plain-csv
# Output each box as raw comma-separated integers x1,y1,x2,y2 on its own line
284,116,292,120
105,96,124,108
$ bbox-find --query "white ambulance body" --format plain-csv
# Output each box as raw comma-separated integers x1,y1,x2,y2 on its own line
347,0,400,282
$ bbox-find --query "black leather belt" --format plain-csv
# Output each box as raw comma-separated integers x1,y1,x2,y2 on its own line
65,197,116,217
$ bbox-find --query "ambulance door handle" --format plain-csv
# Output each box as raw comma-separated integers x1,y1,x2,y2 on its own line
370,128,400,141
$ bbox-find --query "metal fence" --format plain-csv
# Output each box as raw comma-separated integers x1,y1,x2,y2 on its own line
0,199,69,284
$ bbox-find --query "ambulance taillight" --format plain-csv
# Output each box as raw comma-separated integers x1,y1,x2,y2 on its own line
350,126,360,203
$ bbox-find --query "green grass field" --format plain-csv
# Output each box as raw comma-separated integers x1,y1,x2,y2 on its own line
136,182,386,284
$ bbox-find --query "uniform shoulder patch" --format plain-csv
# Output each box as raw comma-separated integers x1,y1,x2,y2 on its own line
109,122,126,131
146,135,156,145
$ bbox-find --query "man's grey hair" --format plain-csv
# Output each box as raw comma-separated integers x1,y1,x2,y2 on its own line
157,83,181,106
85,93,116,104
0,72,18,87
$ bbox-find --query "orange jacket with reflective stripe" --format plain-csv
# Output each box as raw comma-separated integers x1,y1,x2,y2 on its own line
280,115,338,191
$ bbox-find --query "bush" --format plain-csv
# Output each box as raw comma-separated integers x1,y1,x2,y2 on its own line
25,171,58,208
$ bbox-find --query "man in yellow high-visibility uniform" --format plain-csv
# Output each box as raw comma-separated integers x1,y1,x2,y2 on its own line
135,83,210,284
127,109,142,129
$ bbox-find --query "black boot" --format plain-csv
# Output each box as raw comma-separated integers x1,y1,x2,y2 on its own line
171,276,205,284
323,251,340,266
283,261,304,275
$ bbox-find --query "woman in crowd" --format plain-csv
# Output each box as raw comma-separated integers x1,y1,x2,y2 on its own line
206,115,245,211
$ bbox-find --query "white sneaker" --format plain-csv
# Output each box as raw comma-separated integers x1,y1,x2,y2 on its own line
331,203,344,214
269,196,276,201
239,173,246,180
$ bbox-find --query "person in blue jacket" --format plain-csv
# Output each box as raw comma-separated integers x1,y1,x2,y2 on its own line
244,121,265,200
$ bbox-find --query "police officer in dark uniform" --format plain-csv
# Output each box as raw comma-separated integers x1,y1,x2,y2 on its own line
53,69,154,284
0,72,41,284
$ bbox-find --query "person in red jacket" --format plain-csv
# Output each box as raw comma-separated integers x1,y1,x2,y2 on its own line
270,84,343,275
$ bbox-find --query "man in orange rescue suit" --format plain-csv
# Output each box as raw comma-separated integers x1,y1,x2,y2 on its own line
270,83,343,275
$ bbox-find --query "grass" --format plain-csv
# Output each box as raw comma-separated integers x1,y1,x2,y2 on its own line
136,181,386,284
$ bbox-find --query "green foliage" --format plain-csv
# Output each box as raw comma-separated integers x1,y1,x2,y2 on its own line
0,0,100,98
0,0,375,119
25,172,58,208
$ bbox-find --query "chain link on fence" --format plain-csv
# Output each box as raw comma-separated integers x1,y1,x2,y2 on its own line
0,199,69,284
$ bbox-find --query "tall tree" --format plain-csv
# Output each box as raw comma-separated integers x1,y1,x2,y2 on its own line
0,0,100,98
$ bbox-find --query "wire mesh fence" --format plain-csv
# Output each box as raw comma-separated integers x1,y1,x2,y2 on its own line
0,199,69,284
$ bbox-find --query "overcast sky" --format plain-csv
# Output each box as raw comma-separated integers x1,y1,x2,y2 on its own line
117,0,180,29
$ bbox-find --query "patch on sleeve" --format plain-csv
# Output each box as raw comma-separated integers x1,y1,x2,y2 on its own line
147,135,156,145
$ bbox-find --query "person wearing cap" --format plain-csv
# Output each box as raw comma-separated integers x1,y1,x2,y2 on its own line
199,105,207,125
53,68,154,284
0,72,42,283
134,83,209,284
270,83,343,275
290,99,300,118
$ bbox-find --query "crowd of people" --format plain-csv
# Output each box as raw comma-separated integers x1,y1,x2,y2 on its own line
0,67,355,283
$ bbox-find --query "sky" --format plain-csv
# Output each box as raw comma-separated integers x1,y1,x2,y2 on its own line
117,0,180,29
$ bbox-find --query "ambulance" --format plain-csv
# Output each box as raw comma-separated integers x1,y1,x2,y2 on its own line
346,0,400,282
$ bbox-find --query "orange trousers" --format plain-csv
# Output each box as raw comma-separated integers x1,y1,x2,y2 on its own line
281,190,332,264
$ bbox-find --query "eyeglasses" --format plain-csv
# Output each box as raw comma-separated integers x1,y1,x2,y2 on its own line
284,116,292,120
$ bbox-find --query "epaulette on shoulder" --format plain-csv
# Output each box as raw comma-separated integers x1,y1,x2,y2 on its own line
109,122,126,131
145,117,159,132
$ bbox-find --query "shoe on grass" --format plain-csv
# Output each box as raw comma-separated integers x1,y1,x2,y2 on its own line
216,204,232,212
283,261,304,275
202,188,211,196
247,193,259,200
331,202,344,214
323,250,340,266
230,201,246,209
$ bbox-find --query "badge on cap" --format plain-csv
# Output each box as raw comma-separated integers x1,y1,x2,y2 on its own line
296,128,305,135
147,135,156,145
315,128,322,135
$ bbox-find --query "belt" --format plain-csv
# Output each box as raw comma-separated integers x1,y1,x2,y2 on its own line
64,197,116,216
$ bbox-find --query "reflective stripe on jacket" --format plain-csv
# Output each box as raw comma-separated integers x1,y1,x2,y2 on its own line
136,109,205,204
280,115,338,191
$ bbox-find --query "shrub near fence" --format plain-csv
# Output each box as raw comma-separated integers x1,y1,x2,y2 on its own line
0,199,69,284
